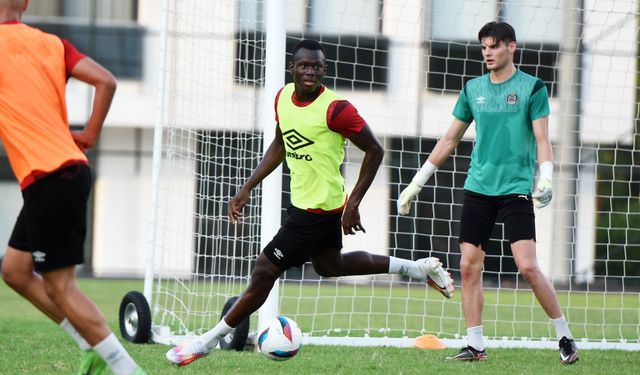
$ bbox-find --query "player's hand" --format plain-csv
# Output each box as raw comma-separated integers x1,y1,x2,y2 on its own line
71,130,98,151
342,203,365,235
397,181,423,215
228,189,250,224
532,178,552,209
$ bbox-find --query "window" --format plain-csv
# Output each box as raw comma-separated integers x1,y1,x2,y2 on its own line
24,0,143,79
27,0,138,22
235,0,388,90
427,0,560,94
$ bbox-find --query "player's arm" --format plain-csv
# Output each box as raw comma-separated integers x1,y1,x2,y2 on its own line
228,126,285,224
532,116,554,208
342,124,384,235
69,57,117,151
397,118,470,215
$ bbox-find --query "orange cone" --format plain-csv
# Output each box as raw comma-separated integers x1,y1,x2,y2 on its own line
413,334,446,349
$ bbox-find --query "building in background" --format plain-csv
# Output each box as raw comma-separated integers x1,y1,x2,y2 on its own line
0,0,636,285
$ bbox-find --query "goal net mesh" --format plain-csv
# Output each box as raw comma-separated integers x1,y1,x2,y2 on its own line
147,0,639,348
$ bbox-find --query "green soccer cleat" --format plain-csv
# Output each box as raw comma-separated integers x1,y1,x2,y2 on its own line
77,349,107,375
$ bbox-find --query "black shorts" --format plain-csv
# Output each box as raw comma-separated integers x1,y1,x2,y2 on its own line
9,164,91,273
459,190,536,253
263,206,343,270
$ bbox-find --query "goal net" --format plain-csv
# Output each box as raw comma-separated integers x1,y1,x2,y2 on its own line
145,0,640,350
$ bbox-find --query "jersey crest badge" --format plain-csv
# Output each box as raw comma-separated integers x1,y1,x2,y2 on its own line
506,93,518,104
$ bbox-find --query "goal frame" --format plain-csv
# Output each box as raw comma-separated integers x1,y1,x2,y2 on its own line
136,0,640,351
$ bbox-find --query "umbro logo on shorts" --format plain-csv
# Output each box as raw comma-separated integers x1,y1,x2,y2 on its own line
273,248,284,259
32,251,46,263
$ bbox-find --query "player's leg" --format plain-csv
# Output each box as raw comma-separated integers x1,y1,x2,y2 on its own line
310,248,387,276
446,191,496,361
1,246,105,374
42,266,143,375
224,252,282,327
444,241,488,361
166,209,308,367
41,266,110,344
511,240,562,317
2,246,64,322
310,248,454,297
309,205,453,297
24,165,145,374
504,196,577,364
165,252,283,366
3,207,105,375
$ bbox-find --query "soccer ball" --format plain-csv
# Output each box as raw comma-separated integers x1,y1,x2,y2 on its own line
257,316,302,361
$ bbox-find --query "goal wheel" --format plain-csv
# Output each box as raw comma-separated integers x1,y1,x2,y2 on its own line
218,296,250,351
119,291,152,343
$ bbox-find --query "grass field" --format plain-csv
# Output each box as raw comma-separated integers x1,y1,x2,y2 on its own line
0,278,638,374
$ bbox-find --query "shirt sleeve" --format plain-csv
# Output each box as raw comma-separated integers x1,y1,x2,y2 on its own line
60,38,86,78
326,100,366,137
529,79,551,121
452,87,473,123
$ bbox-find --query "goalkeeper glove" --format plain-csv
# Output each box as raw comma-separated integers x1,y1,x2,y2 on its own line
397,181,423,215
532,161,553,209
397,160,437,215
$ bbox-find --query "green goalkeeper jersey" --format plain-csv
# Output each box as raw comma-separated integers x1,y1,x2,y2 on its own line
452,70,550,196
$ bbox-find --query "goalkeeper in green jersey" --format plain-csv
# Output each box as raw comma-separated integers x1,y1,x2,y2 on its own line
398,21,578,365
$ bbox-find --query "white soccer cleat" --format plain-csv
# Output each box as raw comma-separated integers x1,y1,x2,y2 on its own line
416,257,454,298
165,338,211,367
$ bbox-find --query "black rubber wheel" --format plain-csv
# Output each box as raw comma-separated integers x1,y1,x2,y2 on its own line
119,291,152,343
218,296,250,351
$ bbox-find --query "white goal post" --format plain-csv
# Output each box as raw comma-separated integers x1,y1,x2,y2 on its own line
136,0,640,351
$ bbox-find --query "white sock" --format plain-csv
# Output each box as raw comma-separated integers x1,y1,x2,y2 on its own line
388,257,422,279
467,325,484,351
59,318,91,351
201,318,234,349
551,315,573,340
93,333,138,375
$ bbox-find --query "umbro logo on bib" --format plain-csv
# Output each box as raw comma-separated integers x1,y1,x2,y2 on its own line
282,129,314,150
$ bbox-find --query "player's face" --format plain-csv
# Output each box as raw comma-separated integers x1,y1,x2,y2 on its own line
289,48,326,97
480,37,515,72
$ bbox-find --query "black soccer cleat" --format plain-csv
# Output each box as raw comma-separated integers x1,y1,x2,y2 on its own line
445,346,488,361
559,336,579,365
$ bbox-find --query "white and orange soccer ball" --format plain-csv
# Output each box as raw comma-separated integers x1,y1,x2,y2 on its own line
257,316,302,361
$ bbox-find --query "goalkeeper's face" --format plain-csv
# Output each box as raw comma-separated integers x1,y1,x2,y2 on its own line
289,48,326,96
480,37,515,72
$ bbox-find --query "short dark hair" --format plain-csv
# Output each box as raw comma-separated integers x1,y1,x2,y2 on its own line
291,39,326,59
478,21,517,44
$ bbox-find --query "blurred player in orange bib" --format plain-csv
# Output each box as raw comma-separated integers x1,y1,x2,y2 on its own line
0,1,145,374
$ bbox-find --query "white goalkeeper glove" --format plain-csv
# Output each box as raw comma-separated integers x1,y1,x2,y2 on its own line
532,161,553,209
397,160,437,215
397,181,423,215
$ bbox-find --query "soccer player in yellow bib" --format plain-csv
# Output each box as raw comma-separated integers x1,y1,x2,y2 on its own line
398,21,578,364
165,39,454,366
